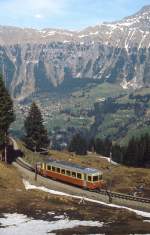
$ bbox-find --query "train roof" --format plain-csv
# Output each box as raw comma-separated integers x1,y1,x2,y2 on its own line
43,158,103,175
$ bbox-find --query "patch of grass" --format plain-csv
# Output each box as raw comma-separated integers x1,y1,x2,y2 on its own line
0,162,23,190
104,166,150,196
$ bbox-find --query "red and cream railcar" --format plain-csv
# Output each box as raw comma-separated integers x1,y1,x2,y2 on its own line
37,159,104,190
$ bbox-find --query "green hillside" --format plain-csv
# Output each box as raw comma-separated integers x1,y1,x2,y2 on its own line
91,87,150,145
12,83,150,146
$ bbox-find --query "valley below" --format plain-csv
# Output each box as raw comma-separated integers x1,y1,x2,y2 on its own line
11,82,150,148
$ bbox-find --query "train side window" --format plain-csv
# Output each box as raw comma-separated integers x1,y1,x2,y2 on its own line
47,165,51,171
66,170,71,176
77,173,82,179
57,168,60,173
88,176,92,181
52,166,56,171
72,172,76,178
93,176,99,182
99,175,102,180
61,169,65,174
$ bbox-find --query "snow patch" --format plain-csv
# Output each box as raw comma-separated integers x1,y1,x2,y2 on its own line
40,30,73,37
23,179,69,196
41,30,56,37
96,97,106,102
98,156,118,165
121,77,143,90
63,40,70,43
138,33,147,49
76,72,81,78
47,31,57,36
89,31,99,35
117,22,134,27
54,215,65,219
121,78,129,90
104,24,118,30
78,34,88,38
39,30,47,34
0,213,103,235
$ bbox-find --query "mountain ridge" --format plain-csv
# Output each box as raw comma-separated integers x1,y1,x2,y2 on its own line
0,5,150,100
1,5,150,45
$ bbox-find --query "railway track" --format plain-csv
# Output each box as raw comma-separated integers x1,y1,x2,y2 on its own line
16,157,150,205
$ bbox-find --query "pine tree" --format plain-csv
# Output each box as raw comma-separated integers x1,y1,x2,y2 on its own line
68,133,87,155
112,144,124,163
143,133,150,164
124,137,139,166
0,74,14,146
88,138,95,152
104,138,112,157
94,138,104,155
24,102,49,151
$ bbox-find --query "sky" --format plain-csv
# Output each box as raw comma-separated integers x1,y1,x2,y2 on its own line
0,0,150,30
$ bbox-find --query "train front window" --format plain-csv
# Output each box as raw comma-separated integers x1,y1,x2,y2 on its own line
88,176,92,181
93,176,99,182
77,173,82,179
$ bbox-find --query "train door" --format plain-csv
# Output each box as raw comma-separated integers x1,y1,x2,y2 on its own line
83,174,87,188
43,163,47,177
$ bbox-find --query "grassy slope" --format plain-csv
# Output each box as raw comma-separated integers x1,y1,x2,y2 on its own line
43,82,124,131
93,86,150,144
118,87,150,145
0,161,76,214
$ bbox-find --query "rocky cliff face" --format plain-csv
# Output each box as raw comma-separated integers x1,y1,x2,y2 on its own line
1,5,150,100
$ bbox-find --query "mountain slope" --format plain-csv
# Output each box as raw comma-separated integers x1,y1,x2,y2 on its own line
1,6,150,100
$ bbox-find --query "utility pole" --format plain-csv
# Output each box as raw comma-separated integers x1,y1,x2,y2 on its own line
34,142,37,181
3,61,7,163
109,151,112,203
35,162,37,181
4,132,7,163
